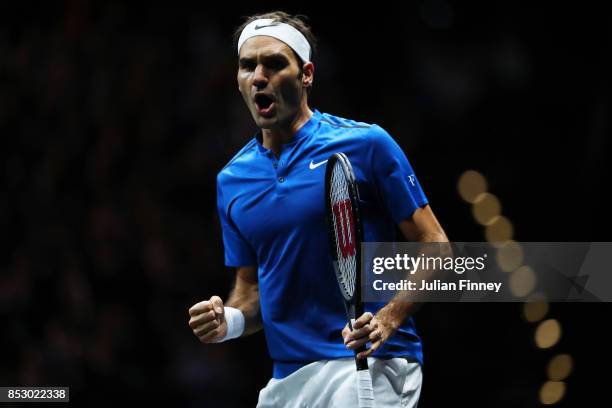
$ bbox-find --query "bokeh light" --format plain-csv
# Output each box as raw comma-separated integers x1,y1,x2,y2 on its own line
485,215,513,242
509,265,536,298
458,170,487,203
472,192,501,225
496,240,524,272
535,319,562,349
539,381,566,405
547,354,573,381
523,300,549,323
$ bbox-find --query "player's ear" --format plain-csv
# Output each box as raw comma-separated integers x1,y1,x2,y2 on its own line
302,61,314,89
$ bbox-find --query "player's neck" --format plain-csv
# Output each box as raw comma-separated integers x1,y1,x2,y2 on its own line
262,105,313,158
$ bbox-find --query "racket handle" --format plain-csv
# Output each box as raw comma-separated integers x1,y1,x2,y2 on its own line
350,317,370,371
355,346,369,371
357,369,375,407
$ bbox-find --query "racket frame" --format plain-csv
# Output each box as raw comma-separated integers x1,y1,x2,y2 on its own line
324,152,369,371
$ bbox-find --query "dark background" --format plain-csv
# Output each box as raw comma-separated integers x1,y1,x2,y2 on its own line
1,1,610,407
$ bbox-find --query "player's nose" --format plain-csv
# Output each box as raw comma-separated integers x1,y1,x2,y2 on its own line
253,64,268,90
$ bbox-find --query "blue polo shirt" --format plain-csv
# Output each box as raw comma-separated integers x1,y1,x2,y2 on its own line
216,110,429,379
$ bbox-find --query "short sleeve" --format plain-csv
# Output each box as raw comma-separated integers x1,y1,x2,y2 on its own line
217,175,257,267
369,126,429,224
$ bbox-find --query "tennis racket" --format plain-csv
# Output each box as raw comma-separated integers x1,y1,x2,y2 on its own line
325,152,375,408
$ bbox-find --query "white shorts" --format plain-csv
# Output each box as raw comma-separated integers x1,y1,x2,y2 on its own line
257,358,422,408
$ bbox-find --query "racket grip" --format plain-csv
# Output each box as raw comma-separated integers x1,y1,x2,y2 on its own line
357,369,375,407
355,346,369,371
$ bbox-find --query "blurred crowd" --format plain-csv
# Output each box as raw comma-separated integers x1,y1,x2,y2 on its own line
1,3,262,406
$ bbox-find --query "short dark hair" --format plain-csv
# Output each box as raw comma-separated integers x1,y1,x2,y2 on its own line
233,11,317,66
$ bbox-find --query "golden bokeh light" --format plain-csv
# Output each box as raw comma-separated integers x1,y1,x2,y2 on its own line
485,215,513,243
535,319,562,349
547,354,573,381
472,193,501,225
496,240,524,272
458,170,487,203
523,300,549,323
539,381,566,405
509,265,536,298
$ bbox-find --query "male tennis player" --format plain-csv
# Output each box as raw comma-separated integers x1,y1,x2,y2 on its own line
188,11,448,407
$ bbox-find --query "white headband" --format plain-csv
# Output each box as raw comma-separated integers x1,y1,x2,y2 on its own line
237,19,311,63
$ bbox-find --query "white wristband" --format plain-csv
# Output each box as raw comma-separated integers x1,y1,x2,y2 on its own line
216,306,245,342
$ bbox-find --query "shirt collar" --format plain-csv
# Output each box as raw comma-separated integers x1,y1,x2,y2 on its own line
255,109,321,154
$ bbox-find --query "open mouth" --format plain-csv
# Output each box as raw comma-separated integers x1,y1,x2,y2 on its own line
254,93,275,116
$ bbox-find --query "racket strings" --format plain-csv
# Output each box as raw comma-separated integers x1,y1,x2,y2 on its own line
330,162,357,299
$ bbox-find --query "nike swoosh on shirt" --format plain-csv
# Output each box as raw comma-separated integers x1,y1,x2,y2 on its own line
309,160,328,170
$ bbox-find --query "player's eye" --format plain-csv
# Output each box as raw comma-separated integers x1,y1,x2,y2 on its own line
266,58,288,70
240,59,256,71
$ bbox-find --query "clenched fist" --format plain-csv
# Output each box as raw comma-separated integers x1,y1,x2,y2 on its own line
188,296,227,343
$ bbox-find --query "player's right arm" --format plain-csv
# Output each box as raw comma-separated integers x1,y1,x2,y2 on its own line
188,265,261,343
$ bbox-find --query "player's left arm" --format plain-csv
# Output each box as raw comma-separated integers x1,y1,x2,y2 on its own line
343,204,449,358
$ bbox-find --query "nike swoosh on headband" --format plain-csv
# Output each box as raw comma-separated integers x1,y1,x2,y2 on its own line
255,24,278,30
